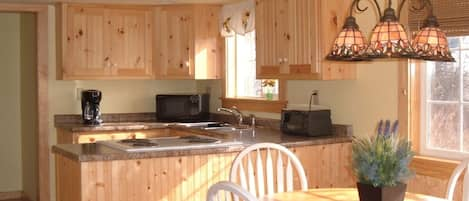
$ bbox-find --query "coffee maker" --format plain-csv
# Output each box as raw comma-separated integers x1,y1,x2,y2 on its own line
81,90,103,125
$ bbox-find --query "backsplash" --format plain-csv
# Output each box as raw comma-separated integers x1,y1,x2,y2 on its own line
55,112,353,137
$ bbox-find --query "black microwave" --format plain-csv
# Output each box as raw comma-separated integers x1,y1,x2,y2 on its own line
156,94,210,122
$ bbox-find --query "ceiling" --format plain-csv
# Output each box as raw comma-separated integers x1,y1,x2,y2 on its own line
0,0,240,5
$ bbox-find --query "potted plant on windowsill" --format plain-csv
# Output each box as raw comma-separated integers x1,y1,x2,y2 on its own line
261,79,276,100
352,120,414,201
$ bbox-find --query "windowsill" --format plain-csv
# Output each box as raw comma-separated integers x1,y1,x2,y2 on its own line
410,155,460,179
220,97,288,113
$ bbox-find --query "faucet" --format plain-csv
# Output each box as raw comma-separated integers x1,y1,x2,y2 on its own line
217,106,243,126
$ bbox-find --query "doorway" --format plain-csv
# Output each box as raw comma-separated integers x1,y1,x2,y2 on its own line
0,4,49,201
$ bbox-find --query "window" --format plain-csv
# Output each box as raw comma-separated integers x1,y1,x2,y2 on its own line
224,31,279,100
421,36,469,159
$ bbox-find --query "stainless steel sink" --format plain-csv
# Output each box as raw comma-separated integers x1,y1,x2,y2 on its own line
202,124,253,134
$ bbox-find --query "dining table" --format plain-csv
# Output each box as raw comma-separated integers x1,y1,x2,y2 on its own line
259,188,447,201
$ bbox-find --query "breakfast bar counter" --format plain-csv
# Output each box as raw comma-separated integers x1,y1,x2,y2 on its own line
53,123,354,201
52,126,353,162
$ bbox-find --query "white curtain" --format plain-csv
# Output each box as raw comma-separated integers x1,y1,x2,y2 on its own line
219,0,255,37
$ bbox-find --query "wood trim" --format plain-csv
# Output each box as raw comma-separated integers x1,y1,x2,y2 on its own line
397,60,409,138
399,59,422,152
256,73,321,80
409,61,422,152
37,7,50,201
0,191,23,200
410,156,459,180
221,98,287,113
0,4,50,201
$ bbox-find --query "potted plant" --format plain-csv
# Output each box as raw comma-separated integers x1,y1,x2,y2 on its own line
352,120,414,201
261,79,276,100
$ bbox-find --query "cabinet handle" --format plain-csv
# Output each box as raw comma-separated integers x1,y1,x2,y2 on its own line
278,58,283,64
284,58,288,63
185,61,190,68
112,63,117,67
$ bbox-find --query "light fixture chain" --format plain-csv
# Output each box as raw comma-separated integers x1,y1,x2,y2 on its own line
397,0,408,20
372,0,383,19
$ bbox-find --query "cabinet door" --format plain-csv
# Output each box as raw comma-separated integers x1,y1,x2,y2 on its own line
255,0,282,78
318,0,357,80
105,8,153,78
286,0,320,77
154,6,195,79
193,5,222,79
63,5,110,79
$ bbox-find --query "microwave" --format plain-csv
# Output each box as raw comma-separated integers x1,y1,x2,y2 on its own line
156,94,210,122
280,109,332,137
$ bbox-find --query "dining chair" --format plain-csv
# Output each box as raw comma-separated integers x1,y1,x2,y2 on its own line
207,181,258,201
446,158,469,201
229,143,308,198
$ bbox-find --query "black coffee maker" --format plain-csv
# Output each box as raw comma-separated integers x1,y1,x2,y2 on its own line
81,90,103,125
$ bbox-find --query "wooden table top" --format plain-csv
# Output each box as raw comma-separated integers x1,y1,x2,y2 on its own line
260,188,447,201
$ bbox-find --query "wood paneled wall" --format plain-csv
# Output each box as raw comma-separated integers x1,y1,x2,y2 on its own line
55,142,354,201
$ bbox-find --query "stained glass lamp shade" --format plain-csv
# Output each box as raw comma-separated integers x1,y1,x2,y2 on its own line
366,8,414,58
327,16,369,61
412,15,455,62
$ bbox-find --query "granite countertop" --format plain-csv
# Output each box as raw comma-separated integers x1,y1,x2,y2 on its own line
52,127,353,162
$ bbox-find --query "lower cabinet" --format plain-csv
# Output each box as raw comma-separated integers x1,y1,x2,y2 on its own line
55,142,354,201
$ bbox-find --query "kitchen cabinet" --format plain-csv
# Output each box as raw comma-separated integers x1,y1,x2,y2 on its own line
317,0,357,80
55,142,353,201
56,4,153,80
56,128,189,144
153,5,223,79
255,0,356,80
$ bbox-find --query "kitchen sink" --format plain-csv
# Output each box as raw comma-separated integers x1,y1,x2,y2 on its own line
201,124,253,135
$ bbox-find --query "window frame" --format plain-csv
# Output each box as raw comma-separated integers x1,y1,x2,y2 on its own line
402,60,462,180
419,58,469,160
221,32,287,113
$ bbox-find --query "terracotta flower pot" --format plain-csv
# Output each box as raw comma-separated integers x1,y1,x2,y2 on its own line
357,183,407,201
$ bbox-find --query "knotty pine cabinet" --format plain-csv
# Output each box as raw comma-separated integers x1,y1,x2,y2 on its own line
56,128,192,144
255,0,356,80
55,142,354,201
153,5,223,79
56,4,153,80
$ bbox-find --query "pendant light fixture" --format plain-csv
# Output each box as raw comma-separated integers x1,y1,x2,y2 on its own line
327,1,369,61
411,0,455,62
366,6,414,58
326,0,455,63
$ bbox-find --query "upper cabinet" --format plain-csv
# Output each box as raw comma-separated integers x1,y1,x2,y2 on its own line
318,0,357,80
56,4,153,80
153,5,223,80
255,0,356,80
56,4,222,80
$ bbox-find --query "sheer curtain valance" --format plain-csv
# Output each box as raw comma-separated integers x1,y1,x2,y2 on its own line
219,0,255,37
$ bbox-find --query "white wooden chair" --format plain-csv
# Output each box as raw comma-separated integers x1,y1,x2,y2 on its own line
229,143,308,198
206,181,258,201
446,159,469,201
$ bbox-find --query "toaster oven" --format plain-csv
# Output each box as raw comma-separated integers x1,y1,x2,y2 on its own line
280,108,332,137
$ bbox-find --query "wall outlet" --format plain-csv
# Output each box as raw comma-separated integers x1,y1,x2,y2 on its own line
76,88,83,101
205,86,211,94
